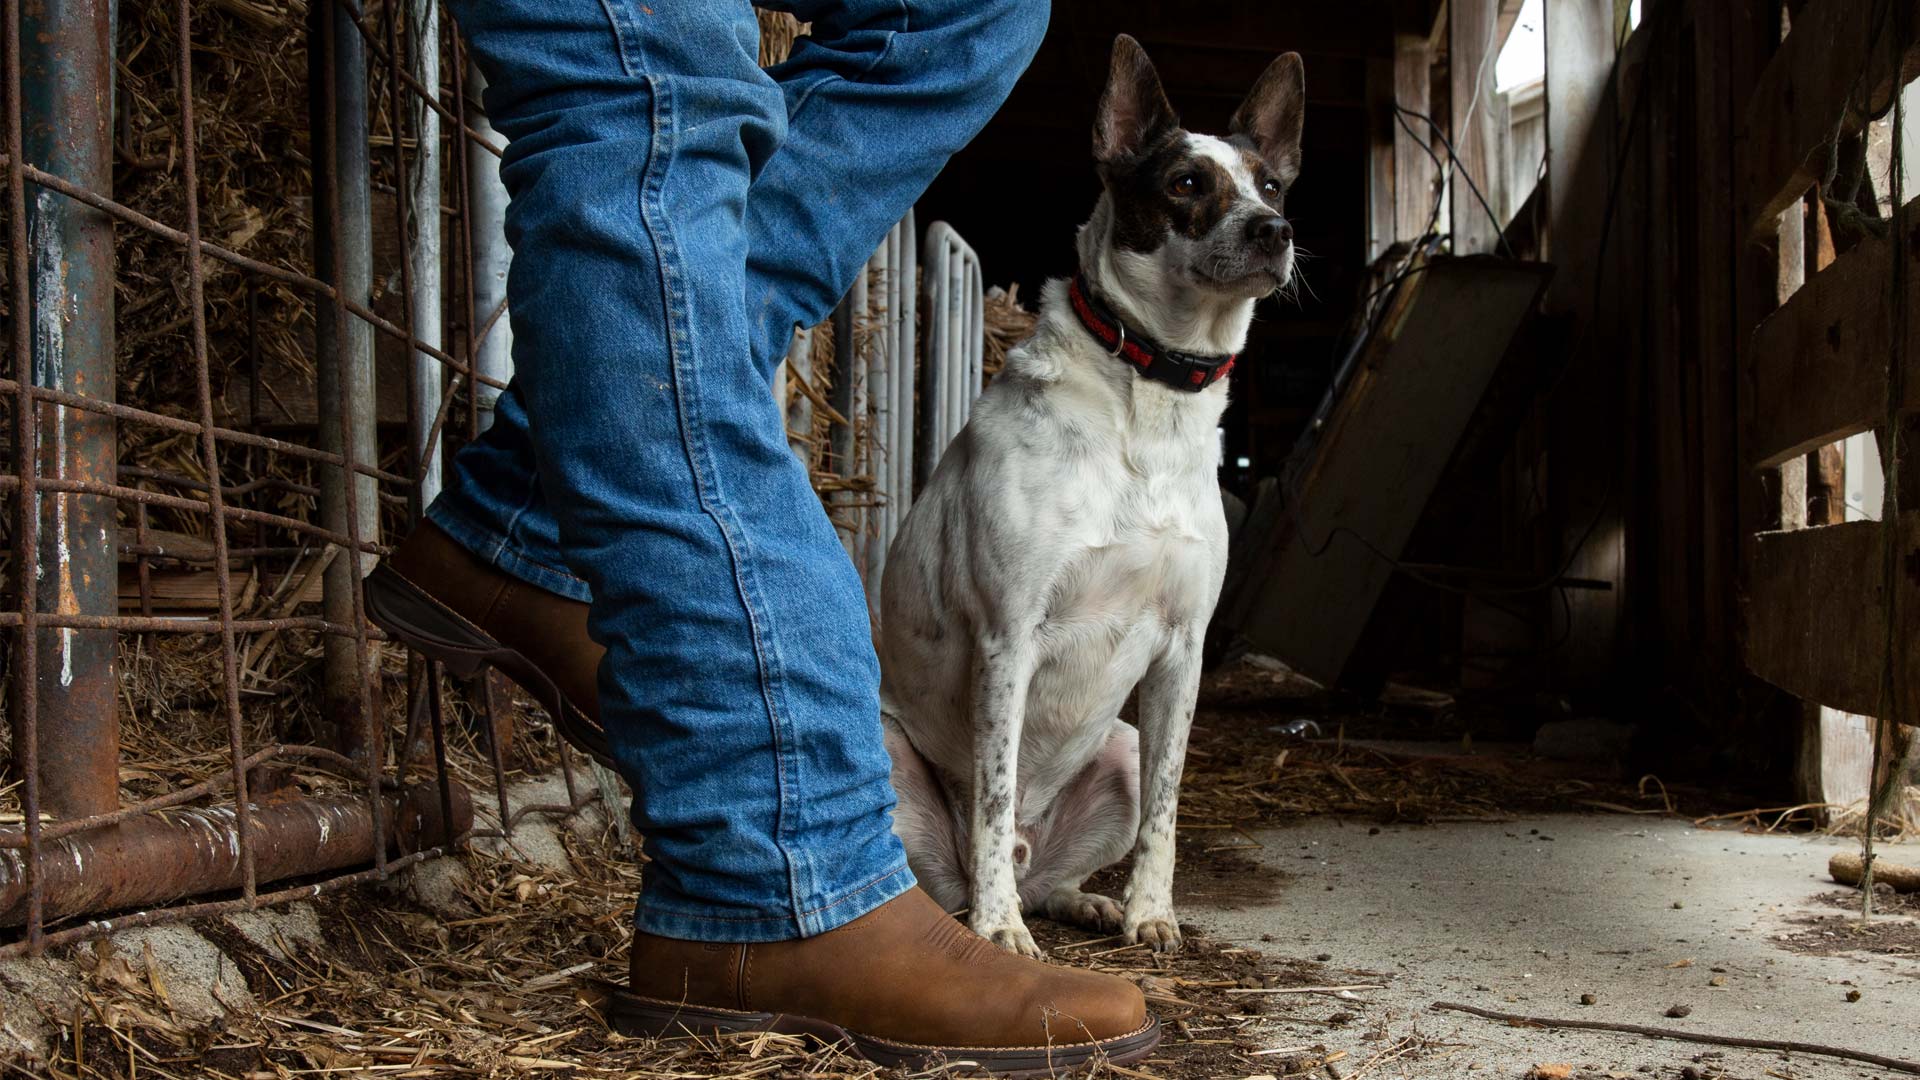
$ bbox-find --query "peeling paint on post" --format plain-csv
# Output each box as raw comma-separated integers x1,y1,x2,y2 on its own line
17,0,121,820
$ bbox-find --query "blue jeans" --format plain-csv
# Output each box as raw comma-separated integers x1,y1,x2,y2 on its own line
433,0,1046,940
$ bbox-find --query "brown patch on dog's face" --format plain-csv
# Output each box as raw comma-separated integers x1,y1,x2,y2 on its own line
1101,135,1292,255
1089,36,1305,298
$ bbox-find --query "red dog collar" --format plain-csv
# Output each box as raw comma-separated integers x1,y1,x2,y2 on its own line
1068,274,1236,392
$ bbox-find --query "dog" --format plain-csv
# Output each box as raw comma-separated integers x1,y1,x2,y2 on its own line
877,34,1304,957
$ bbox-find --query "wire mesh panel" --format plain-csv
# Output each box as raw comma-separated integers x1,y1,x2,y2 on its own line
0,0,596,960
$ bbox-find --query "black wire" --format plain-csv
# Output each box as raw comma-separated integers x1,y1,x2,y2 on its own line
1394,104,1516,259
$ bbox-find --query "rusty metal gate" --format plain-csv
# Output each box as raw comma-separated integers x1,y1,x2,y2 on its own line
0,0,607,959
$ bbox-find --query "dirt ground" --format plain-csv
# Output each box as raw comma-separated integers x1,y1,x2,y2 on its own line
2,660,1912,1079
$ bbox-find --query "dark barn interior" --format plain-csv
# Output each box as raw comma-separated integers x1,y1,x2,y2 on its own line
2,0,1918,1075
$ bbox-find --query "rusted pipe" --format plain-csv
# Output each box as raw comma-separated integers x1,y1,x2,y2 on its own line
0,783,472,927
16,0,121,821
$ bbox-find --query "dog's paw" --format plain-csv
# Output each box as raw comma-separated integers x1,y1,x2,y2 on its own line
973,914,1045,958
1124,912,1184,953
1046,889,1124,933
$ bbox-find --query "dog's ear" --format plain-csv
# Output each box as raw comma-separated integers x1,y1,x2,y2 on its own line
1094,34,1179,164
1231,52,1306,184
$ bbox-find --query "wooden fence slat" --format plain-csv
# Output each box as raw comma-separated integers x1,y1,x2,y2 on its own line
1741,0,1920,238
1748,200,1920,468
1747,520,1885,717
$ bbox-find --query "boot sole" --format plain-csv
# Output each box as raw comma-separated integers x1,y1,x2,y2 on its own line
363,563,615,768
599,983,1162,1077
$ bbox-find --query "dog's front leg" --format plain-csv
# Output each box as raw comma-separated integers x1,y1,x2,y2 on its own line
967,632,1042,958
1124,630,1202,952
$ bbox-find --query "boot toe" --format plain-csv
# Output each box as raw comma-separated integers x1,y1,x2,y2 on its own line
1028,967,1149,1043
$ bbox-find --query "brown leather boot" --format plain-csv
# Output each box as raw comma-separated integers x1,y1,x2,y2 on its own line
364,521,612,764
609,887,1158,1075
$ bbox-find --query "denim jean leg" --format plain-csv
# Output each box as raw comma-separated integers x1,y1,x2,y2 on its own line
427,0,1051,578
443,0,911,941
744,0,1050,369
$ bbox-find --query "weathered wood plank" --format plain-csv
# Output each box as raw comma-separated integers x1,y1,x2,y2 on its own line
1740,0,1920,238
1233,258,1552,686
1748,200,1920,468
1543,0,1613,280
1366,56,1398,262
1450,0,1506,254
1393,33,1436,242
1747,520,1885,716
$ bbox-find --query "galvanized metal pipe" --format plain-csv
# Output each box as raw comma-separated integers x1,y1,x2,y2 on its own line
862,232,890,601
829,271,866,562
894,213,917,507
0,783,473,927
467,64,514,432
777,326,812,460
309,0,382,743
17,0,120,820
407,0,443,500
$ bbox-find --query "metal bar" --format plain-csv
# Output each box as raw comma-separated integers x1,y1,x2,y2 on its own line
330,0,504,159
407,0,444,501
783,327,813,458
4,0,48,956
863,232,891,601
896,212,917,507
0,375,409,484
17,0,120,822
450,30,482,445
0,783,474,927
0,474,391,556
379,0,428,517
467,65,513,433
174,0,258,904
0,843,455,962
323,0,390,876
310,0,382,748
0,742,378,848
1,158,509,393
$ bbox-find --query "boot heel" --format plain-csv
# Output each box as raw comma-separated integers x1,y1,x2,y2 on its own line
364,564,497,681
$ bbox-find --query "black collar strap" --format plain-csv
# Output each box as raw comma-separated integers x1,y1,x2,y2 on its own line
1068,274,1236,392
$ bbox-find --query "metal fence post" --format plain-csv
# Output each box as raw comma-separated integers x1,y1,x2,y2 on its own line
15,0,120,821
309,0,381,750
407,0,443,505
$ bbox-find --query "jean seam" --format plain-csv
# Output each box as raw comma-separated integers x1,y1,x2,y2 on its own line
599,0,646,77
643,74,812,923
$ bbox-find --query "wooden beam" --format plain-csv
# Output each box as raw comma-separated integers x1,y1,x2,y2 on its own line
1230,257,1552,686
1747,520,1886,717
1541,0,1614,290
1393,33,1437,241
1740,0,1920,239
1450,0,1508,253
1367,57,1398,261
1748,199,1920,469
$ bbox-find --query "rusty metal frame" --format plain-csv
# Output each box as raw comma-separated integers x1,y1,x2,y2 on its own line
0,0,596,959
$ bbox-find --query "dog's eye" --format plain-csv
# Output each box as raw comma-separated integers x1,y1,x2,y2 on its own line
1261,178,1282,198
1169,174,1199,196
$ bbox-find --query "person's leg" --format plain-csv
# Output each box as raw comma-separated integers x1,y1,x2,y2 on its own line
446,0,903,940
425,0,1049,588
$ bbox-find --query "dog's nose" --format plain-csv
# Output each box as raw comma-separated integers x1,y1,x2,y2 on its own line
1248,215,1293,253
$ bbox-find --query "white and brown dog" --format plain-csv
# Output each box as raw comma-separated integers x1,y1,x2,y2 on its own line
878,35,1305,957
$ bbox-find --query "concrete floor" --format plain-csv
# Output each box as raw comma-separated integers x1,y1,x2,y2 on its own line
1186,815,1919,1079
